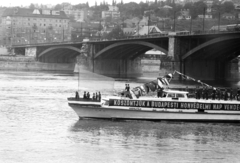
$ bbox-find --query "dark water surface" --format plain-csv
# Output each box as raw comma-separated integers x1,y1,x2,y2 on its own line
1,71,240,163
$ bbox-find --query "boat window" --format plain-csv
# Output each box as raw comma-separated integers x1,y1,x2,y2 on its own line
176,94,185,98
104,101,109,105
167,93,175,98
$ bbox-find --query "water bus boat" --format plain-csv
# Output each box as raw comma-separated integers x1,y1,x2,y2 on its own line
68,71,240,122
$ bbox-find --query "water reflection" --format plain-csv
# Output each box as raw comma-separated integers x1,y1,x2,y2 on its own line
69,120,240,162
71,119,240,144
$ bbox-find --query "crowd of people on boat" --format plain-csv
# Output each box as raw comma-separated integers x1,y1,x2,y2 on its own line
121,82,240,101
75,91,101,101
193,86,240,101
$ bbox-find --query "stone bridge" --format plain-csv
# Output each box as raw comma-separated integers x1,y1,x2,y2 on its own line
12,32,240,81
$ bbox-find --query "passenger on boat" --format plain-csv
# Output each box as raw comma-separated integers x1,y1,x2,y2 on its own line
220,90,225,100
195,86,198,99
127,84,130,92
125,84,128,91
216,89,221,100
201,87,205,99
83,91,87,99
229,88,234,100
75,91,79,99
124,84,132,98
157,86,163,98
92,93,96,100
224,89,228,101
125,84,130,92
87,92,90,99
96,92,99,100
237,88,240,100
202,87,205,99
212,88,216,100
98,92,101,101
196,86,201,99
204,87,209,100
205,87,209,100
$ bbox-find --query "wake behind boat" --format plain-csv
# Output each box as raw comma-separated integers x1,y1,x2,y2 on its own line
68,71,240,122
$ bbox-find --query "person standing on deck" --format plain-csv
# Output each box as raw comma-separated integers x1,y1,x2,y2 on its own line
127,84,130,92
96,92,99,101
98,92,101,101
221,89,225,100
216,88,221,100
204,87,209,100
212,88,216,100
92,93,96,100
202,87,206,99
198,87,202,99
157,86,163,98
125,84,128,91
83,91,87,99
87,92,90,99
75,91,79,99
237,88,240,100
195,86,198,99
229,88,234,100
224,89,228,101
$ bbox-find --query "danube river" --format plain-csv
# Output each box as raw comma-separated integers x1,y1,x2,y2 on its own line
1,71,240,163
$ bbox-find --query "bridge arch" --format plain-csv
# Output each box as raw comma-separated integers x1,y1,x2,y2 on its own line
94,41,168,59
182,35,240,60
38,46,82,58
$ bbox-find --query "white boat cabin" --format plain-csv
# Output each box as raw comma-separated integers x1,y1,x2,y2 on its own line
162,90,188,99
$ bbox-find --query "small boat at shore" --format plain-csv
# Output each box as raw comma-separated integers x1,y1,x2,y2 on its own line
68,71,240,122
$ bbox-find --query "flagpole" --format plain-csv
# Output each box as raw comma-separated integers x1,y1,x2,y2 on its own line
78,59,80,92
174,70,217,89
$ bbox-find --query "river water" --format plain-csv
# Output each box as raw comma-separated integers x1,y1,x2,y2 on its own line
1,71,240,163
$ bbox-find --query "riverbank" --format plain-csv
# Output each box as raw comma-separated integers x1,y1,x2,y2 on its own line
0,55,75,72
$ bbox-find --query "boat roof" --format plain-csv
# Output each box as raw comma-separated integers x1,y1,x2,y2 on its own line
163,89,188,94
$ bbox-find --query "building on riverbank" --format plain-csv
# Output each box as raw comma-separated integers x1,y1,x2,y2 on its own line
0,7,71,47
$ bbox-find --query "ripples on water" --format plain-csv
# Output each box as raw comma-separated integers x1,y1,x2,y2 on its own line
1,71,240,163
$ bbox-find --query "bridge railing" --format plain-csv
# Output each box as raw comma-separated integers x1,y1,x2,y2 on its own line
11,30,240,47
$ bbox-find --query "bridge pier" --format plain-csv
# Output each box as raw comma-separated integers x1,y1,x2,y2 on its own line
91,58,142,78
164,37,181,78
169,37,222,81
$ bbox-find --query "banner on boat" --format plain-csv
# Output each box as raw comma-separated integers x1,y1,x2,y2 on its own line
109,99,240,111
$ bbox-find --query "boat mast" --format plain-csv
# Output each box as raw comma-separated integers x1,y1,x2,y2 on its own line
78,61,80,92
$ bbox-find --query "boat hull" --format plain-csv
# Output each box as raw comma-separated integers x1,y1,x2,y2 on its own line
68,104,240,122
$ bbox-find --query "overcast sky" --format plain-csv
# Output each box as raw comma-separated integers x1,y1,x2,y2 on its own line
2,0,144,7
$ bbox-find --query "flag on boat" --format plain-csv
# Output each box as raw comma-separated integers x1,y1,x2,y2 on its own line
157,78,169,88
157,73,173,88
157,78,163,88
126,72,174,98
162,78,169,85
